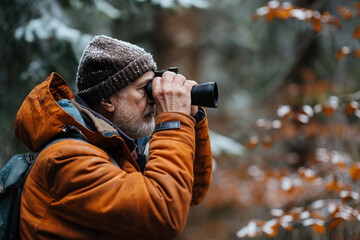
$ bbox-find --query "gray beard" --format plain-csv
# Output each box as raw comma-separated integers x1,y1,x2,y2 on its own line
114,102,155,140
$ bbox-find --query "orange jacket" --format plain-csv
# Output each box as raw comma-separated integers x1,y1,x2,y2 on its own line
15,73,212,240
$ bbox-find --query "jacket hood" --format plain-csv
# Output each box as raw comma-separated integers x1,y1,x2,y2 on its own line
15,72,135,153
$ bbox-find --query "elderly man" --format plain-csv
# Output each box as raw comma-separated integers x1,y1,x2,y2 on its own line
16,35,212,239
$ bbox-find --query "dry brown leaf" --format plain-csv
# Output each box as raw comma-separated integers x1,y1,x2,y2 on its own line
349,163,360,181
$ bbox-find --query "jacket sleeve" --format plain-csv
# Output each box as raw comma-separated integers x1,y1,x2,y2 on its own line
40,112,196,239
191,107,213,205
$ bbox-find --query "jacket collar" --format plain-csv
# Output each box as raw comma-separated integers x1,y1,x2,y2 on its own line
73,94,137,153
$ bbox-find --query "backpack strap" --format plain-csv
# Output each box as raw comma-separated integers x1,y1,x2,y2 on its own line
20,124,120,190
19,125,87,190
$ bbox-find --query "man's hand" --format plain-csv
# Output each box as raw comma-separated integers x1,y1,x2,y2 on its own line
152,71,198,116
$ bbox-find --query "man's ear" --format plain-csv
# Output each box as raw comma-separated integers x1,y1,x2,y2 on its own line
100,97,115,113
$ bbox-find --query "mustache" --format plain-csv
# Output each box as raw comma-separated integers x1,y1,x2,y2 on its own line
144,105,155,116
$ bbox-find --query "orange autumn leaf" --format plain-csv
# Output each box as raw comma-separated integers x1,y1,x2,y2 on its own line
349,163,360,181
337,6,354,20
299,168,317,181
313,222,325,234
336,46,350,61
337,162,347,170
263,227,278,237
353,25,360,39
265,11,275,22
330,218,342,230
281,223,293,232
247,136,259,149
289,211,301,220
346,101,359,115
262,135,272,149
266,10,276,21
262,220,279,237
254,4,342,34
336,51,346,61
275,8,292,20
323,105,335,116
355,49,360,58
326,177,342,192
339,191,359,202
312,19,322,33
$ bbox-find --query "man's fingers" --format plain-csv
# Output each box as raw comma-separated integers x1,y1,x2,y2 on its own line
163,71,186,86
187,80,198,88
151,71,195,115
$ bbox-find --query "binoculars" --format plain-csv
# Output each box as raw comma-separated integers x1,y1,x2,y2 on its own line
146,67,218,108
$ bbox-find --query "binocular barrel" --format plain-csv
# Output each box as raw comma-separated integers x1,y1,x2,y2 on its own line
146,67,218,108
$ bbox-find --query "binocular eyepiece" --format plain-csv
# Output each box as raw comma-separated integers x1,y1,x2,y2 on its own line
146,67,218,108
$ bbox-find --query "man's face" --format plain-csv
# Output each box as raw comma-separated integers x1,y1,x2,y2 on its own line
112,71,155,139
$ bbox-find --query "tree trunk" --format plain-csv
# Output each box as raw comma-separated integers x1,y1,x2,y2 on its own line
152,8,201,80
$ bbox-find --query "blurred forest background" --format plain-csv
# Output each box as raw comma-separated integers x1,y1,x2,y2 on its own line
2,0,360,239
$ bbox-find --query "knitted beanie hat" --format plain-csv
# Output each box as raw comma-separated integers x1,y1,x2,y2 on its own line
76,35,157,105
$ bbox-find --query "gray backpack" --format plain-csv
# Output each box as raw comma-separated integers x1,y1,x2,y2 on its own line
0,132,85,240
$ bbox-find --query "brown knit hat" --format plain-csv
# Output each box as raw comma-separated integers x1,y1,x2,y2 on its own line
76,35,157,105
